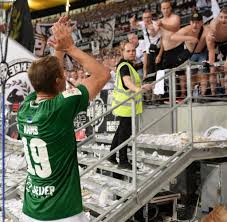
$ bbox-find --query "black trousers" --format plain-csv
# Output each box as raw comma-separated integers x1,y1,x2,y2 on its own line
110,117,132,164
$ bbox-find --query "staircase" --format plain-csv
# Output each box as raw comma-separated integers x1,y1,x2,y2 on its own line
3,61,227,221
2,126,227,222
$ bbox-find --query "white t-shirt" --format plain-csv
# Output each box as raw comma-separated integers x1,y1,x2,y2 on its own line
138,20,161,49
103,70,115,90
136,39,146,64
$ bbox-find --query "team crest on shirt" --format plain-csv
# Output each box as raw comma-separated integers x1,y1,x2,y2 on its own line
62,88,82,98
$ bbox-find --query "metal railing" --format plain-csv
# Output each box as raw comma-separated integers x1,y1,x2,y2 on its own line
2,60,227,220
75,59,227,221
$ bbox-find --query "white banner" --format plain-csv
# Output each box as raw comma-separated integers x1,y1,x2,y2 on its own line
0,35,35,105
34,18,116,57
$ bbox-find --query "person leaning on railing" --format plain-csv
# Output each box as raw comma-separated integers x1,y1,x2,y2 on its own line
206,7,227,95
170,12,209,97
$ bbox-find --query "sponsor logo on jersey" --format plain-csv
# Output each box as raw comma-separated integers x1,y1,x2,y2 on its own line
27,116,33,123
62,88,82,98
26,176,55,197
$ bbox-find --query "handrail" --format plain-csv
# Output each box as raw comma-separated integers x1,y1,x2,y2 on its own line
76,60,193,133
93,144,192,222
78,61,191,181
78,59,227,180
145,60,225,80
80,137,132,176
4,59,227,220
75,89,144,133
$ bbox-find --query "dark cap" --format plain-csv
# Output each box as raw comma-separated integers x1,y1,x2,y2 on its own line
191,12,203,21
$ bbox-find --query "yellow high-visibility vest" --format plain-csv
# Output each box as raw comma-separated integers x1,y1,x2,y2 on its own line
112,62,143,117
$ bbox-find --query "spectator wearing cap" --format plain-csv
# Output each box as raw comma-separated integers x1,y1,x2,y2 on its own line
206,7,227,95
171,12,209,96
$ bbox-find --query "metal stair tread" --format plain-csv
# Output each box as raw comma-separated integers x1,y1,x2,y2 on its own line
81,175,174,218
79,146,166,166
95,137,181,152
81,173,171,202
78,156,154,179
81,173,133,198
83,202,106,215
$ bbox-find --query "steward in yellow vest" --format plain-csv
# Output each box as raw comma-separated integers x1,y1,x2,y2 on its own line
108,43,152,169
108,42,147,169
112,61,143,117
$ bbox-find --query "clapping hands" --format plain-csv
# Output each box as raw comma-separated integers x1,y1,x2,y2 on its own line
47,16,75,52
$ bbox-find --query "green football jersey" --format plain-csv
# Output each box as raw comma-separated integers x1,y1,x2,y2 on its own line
17,85,89,220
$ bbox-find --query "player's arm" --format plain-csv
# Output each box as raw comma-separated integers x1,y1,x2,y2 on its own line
49,17,68,67
67,48,110,100
54,50,65,68
50,18,110,100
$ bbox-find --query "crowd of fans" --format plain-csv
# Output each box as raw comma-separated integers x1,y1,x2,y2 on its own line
61,0,227,104
31,0,227,104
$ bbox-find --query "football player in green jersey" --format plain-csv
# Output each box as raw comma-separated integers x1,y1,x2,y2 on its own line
17,17,110,221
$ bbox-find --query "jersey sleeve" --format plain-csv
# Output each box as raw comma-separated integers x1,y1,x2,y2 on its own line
74,84,89,114
60,84,89,119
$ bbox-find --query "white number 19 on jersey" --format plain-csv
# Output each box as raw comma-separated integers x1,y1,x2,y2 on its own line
22,137,52,178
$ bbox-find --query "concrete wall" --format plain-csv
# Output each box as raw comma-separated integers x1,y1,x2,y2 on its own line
142,102,227,135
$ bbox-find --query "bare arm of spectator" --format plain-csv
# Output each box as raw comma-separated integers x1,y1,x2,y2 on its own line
143,53,148,79
50,19,110,100
171,27,199,44
206,21,217,65
130,15,140,29
207,19,227,69
157,15,180,32
155,39,164,64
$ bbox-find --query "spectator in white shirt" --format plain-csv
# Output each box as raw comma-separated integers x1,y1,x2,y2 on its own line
130,9,160,50
128,33,146,79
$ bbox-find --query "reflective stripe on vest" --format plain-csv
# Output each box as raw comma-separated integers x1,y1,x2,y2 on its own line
112,62,143,117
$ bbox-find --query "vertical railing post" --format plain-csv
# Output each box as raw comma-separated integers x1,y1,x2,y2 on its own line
131,96,137,191
186,63,193,146
92,101,96,138
169,71,174,133
169,71,173,106
1,84,6,221
171,71,177,133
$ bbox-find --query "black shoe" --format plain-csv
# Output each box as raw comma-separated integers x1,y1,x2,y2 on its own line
107,158,118,165
118,162,132,170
